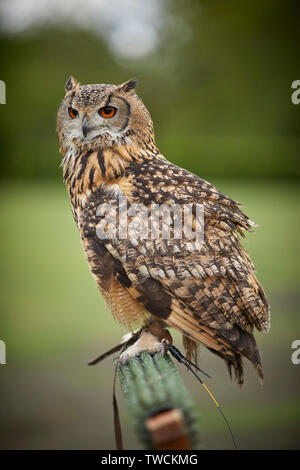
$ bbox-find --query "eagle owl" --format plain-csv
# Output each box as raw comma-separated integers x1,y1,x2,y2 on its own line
57,76,270,384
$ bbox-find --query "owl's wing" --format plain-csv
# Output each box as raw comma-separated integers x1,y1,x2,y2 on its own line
91,181,269,383
80,167,270,382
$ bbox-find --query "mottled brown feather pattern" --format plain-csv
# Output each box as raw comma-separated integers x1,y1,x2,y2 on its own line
57,78,270,385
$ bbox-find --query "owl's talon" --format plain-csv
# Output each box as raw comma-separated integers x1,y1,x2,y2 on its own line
119,330,165,365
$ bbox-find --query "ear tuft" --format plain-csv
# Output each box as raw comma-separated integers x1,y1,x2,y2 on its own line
65,76,79,92
119,78,138,93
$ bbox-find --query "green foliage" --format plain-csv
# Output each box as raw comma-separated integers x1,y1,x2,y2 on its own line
0,0,299,181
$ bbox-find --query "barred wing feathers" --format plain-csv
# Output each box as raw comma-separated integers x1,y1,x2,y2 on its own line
80,160,270,384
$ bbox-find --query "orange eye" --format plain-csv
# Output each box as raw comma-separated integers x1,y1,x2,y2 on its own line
68,107,78,119
99,106,117,118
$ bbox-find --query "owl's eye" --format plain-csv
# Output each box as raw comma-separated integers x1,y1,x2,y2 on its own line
68,107,78,119
99,106,117,118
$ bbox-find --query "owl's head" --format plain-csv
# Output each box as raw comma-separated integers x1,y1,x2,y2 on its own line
57,76,154,154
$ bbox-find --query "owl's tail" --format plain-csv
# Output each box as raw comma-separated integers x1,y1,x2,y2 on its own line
183,326,263,386
167,296,263,385
209,326,264,385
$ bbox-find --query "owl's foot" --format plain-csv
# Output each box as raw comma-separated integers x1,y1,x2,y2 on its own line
119,321,172,365
119,330,164,364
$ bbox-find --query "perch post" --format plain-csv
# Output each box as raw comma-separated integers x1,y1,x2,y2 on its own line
117,330,200,450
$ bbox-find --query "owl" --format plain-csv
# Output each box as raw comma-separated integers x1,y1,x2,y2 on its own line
57,76,270,385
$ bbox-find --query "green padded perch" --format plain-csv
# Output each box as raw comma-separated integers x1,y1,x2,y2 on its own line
118,350,200,449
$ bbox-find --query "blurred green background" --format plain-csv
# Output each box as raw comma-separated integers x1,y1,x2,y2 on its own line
0,0,300,449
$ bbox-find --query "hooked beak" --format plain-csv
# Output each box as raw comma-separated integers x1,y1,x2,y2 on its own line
82,115,90,138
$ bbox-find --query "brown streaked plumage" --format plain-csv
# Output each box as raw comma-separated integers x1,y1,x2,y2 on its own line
57,76,270,385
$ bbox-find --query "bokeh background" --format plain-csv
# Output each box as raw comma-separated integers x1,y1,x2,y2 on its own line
0,0,300,449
